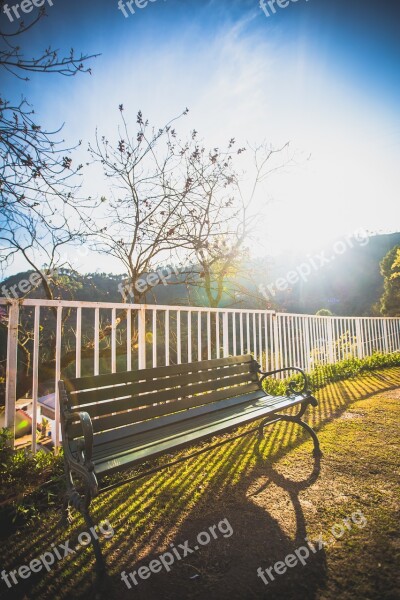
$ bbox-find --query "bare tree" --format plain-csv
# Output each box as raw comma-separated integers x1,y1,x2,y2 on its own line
89,105,200,302
0,4,99,400
88,108,292,308
175,141,292,307
0,3,99,282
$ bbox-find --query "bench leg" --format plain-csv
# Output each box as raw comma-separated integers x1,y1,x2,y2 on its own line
79,495,107,578
60,467,106,576
278,415,323,458
59,463,74,527
68,486,106,576
258,402,322,458
258,415,281,440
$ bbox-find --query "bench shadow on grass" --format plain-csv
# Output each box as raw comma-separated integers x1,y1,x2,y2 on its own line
113,450,326,600
1,368,398,600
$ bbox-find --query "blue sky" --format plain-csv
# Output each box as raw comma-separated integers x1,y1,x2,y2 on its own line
2,0,400,273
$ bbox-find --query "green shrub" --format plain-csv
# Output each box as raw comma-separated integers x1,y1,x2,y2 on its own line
262,351,400,396
0,427,13,461
0,432,64,526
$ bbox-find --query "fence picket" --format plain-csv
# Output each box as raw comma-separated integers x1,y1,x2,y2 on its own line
1,297,399,452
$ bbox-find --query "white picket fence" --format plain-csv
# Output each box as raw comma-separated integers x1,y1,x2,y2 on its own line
1,297,400,451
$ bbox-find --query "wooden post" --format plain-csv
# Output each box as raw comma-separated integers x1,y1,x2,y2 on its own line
5,300,19,447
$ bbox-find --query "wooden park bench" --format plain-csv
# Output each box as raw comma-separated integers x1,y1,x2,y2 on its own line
58,354,321,573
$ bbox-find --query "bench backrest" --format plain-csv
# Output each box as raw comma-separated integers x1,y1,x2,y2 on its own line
62,354,261,441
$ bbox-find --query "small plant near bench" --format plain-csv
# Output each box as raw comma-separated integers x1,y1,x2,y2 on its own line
0,428,64,528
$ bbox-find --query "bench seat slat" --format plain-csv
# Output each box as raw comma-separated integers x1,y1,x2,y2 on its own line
92,392,304,475
90,390,285,461
69,380,261,438
71,362,257,407
67,354,253,392
91,388,266,453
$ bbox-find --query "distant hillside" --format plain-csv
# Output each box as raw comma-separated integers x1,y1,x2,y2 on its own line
1,233,399,316
266,232,400,316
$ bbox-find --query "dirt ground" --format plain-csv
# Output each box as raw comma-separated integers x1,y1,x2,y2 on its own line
1,368,399,600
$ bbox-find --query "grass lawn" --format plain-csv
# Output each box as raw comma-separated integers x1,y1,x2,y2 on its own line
0,368,399,600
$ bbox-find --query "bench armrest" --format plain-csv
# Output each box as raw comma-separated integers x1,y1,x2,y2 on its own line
64,410,94,465
258,366,310,397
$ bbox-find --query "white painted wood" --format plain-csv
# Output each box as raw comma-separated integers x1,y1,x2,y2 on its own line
367,318,373,354
197,311,202,361
278,315,284,373
288,316,293,366
296,317,301,369
127,309,132,370
5,301,19,440
326,318,333,363
111,308,116,373
375,319,380,351
75,307,82,378
273,313,280,371
338,318,344,360
223,312,229,357
31,306,40,453
164,309,169,366
355,318,364,358
387,319,392,352
391,319,398,351
304,317,311,372
382,320,387,351
264,313,269,371
177,310,181,364
187,311,192,363
246,313,250,355
252,312,257,361
207,311,211,360
138,306,147,369
232,312,237,357
94,308,100,376
216,313,220,359
54,306,62,451
240,312,244,354
152,310,157,367
392,319,397,349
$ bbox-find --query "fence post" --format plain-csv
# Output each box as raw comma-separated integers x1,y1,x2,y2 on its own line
222,312,229,357
54,306,62,452
382,319,389,353
327,318,335,364
138,306,146,369
5,300,19,447
304,317,311,373
273,313,280,370
355,318,364,359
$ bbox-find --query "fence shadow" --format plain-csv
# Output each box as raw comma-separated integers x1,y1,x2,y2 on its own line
0,368,398,599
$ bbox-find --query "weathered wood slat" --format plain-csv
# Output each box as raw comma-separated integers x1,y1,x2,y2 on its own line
71,362,255,406
90,390,275,460
91,390,267,456
67,354,253,392
71,372,258,419
92,393,305,474
69,381,261,438
72,371,257,421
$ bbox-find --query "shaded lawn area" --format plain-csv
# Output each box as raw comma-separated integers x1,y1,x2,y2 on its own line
0,368,399,600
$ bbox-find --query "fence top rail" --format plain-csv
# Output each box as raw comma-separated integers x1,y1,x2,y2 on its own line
0,297,399,320
275,313,400,320
0,298,275,314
